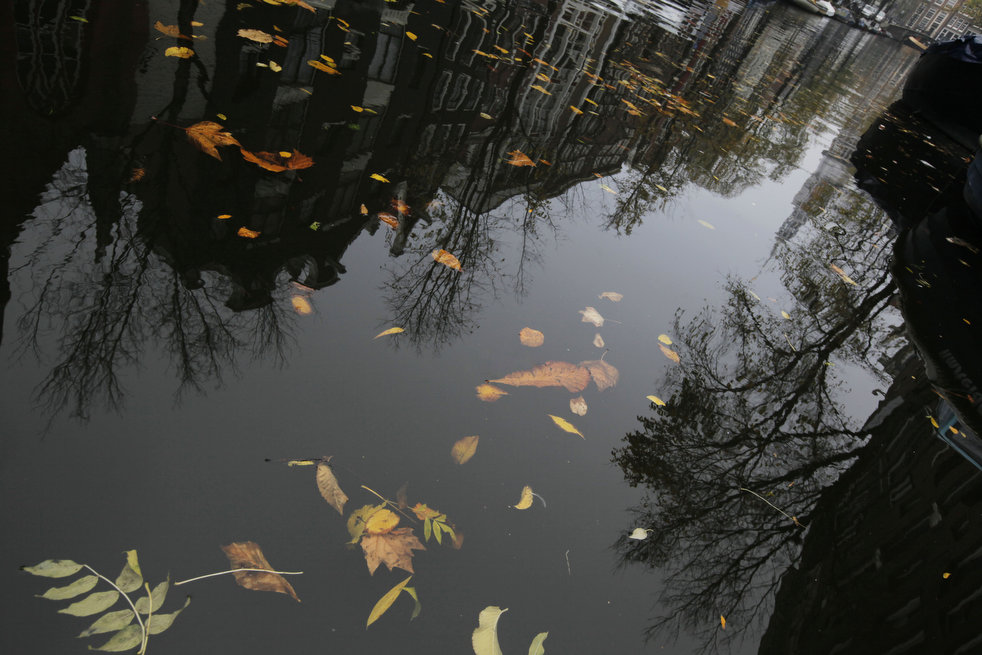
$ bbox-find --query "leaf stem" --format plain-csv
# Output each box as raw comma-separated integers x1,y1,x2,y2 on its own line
139,582,152,655
360,484,417,523
174,568,304,586
531,492,548,508
82,564,147,652
738,487,805,528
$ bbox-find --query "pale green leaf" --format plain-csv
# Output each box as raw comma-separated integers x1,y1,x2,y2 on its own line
472,606,508,655
115,551,143,593
147,596,190,635
37,575,98,600
79,609,135,637
439,522,456,540
528,632,548,655
22,559,83,578
90,624,143,652
58,590,120,617
403,586,421,620
433,520,442,545
134,580,168,614
424,518,432,542
366,575,412,628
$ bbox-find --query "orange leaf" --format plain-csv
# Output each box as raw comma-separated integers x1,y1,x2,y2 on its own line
722,117,737,127
361,528,425,575
220,541,300,601
154,21,191,40
308,59,341,74
378,212,400,229
432,249,462,271
240,149,314,172
489,361,591,393
579,359,619,391
238,227,261,239
185,121,241,160
291,296,312,315
392,199,410,215
519,327,544,347
165,46,195,58
506,150,536,167
475,383,508,402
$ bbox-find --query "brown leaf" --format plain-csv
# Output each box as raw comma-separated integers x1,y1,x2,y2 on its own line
506,150,536,167
579,359,619,391
240,149,314,172
378,212,400,229
361,528,425,575
570,396,587,416
315,462,347,515
475,383,508,402
432,249,462,271
519,327,544,347
659,344,680,363
237,226,261,239
220,541,300,602
154,21,191,40
237,28,274,43
489,361,591,393
593,333,605,348
451,436,479,464
185,121,241,160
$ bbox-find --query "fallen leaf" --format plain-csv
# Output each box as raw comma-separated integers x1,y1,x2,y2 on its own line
276,0,316,12
432,249,462,271
269,61,282,72
476,384,508,402
370,173,390,183
599,291,623,301
240,149,314,172
472,606,508,655
374,327,404,339
238,28,274,43
128,168,146,183
406,31,417,41
291,296,312,315
593,333,605,348
697,219,715,230
570,106,584,115
308,59,341,74
829,264,858,286
569,396,587,416
646,395,666,406
217,214,232,220
528,632,548,655
721,615,726,629
548,414,584,438
513,486,534,510
519,327,544,347
579,307,605,327
392,199,410,215
221,541,300,602
367,575,412,627
579,359,619,391
451,436,479,465
490,361,591,393
530,84,552,95
781,310,791,320
237,227,261,239
943,572,951,579
659,344,680,363
378,212,399,228
600,183,618,194
365,508,400,535
165,46,195,58
657,334,673,345
361,528,425,575
628,528,651,540
315,462,348,515
154,21,190,39
185,121,241,160
722,116,737,127
505,150,536,167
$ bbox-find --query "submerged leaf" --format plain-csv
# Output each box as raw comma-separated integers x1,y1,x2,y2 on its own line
451,436,480,465
316,462,348,515
490,361,591,393
361,528,425,575
472,606,508,655
367,575,413,627
374,327,404,339
579,307,605,327
476,383,509,402
569,396,587,416
432,249,462,271
579,359,619,391
221,541,300,602
519,327,544,347
548,414,584,439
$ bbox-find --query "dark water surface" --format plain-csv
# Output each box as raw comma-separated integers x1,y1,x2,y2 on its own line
3,1,981,654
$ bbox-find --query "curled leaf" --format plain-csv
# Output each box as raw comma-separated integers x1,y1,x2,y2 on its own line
374,327,404,339
646,395,666,406
472,606,508,655
513,486,534,510
628,528,651,540
506,150,536,167
316,462,348,515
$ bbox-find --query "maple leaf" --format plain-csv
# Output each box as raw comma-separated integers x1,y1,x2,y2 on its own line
185,121,240,160
505,150,536,167
220,541,300,602
240,149,314,172
361,528,425,575
489,361,591,393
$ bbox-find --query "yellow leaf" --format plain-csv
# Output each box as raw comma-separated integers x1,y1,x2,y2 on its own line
217,214,232,220
185,121,241,160
238,28,274,43
943,572,951,579
647,395,666,406
929,415,939,428
698,220,715,230
360,204,369,215
269,61,282,72
570,106,584,115
658,334,673,345
529,84,551,95
513,485,534,510
237,227,261,239
569,396,587,416
367,576,412,627
406,31,417,41
308,59,341,74
374,327,404,339
165,46,195,58
480,112,493,119
659,344,680,363
829,264,858,286
432,249,462,271
548,414,584,439
378,212,399,229
722,117,737,127
315,462,348,514
365,508,400,535
451,436,479,465
370,173,390,183
291,296,312,315
475,384,508,402
490,361,591,393
781,310,791,320
720,615,726,629
519,327,544,347
154,21,191,39
505,150,536,167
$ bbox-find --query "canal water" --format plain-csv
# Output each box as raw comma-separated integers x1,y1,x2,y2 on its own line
3,1,980,654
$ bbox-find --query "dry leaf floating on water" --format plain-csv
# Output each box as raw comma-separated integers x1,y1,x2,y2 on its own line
432,249,462,271
579,359,619,391
475,384,509,402
598,291,623,302
569,396,588,416
659,344,680,363
490,361,591,393
548,414,584,439
315,462,348,515
374,327,404,339
519,327,544,347
451,436,479,465
220,541,300,602
593,333,605,348
579,306,605,327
